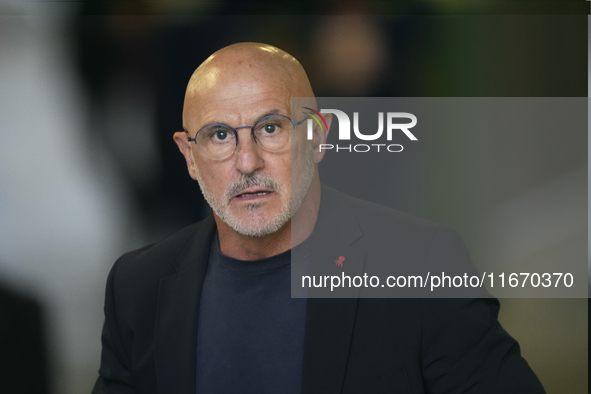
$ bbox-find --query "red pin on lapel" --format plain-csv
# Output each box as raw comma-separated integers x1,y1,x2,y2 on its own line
335,256,345,267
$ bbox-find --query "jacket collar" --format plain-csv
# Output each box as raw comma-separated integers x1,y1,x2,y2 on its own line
155,214,215,394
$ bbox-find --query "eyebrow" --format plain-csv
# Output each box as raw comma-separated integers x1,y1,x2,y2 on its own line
260,109,283,118
190,109,287,131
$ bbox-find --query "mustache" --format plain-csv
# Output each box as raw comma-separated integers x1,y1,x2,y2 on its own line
225,173,282,200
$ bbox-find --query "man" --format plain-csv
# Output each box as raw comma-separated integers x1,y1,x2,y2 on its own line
93,43,545,393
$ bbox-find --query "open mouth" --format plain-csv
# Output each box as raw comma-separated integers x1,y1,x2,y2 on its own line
237,191,271,198
233,187,275,200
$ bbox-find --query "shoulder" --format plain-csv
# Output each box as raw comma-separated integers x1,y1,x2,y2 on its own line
320,186,475,286
107,215,215,300
347,192,440,230
323,185,461,247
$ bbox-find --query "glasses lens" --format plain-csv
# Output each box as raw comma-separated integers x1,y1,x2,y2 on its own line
195,124,236,159
253,115,292,152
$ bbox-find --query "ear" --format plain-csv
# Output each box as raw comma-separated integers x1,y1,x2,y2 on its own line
312,112,332,164
173,131,198,181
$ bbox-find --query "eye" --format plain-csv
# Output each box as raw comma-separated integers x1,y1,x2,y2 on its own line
213,130,229,141
206,126,233,142
262,122,279,134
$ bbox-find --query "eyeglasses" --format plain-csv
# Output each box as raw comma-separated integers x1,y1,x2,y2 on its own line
185,114,307,161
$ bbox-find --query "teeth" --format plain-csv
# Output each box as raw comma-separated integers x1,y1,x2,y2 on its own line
240,192,269,197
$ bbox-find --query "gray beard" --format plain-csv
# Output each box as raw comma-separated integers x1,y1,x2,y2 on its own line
192,152,314,237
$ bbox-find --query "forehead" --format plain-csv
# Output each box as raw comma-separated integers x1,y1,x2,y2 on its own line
183,71,294,131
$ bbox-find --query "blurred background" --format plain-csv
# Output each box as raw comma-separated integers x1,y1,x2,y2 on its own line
0,1,587,393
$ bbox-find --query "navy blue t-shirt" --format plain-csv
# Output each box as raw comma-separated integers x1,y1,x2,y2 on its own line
195,233,307,394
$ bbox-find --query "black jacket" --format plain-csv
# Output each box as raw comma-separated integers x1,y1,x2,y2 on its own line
93,186,544,393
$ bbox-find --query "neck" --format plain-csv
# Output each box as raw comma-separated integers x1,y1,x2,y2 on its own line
216,173,321,261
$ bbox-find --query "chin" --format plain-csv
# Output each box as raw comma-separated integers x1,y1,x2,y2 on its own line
223,205,291,238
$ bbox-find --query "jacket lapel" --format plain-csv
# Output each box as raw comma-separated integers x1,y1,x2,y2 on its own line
301,186,366,394
155,215,215,394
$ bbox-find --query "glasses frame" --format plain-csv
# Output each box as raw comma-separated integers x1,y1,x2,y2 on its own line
185,114,308,160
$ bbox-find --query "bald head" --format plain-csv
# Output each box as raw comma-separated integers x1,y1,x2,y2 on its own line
186,43,313,99
183,43,316,131
174,43,330,255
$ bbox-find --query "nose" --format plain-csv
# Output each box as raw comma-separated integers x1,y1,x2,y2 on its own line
233,127,264,175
